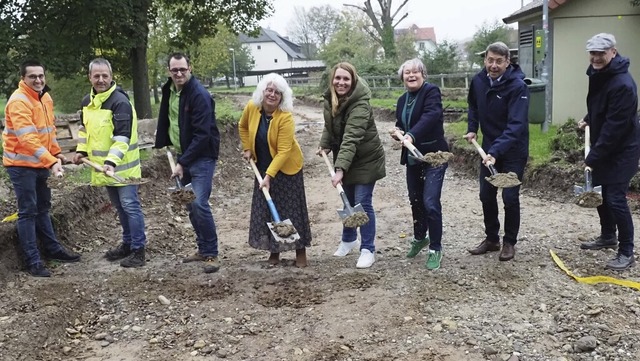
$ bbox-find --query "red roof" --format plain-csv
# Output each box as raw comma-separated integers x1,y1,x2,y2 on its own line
395,24,437,44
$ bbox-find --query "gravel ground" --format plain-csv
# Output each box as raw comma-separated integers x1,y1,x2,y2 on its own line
0,98,639,361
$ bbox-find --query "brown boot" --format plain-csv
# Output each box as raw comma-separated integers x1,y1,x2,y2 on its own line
295,248,308,268
468,239,501,255
499,243,516,261
268,252,280,265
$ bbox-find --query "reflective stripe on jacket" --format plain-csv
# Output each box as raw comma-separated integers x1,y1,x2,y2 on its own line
77,83,141,186
2,81,61,168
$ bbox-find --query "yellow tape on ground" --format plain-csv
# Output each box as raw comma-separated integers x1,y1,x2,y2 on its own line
550,249,640,291
2,212,18,222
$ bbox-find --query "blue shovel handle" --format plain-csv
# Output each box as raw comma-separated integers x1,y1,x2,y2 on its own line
265,199,282,223
249,158,282,223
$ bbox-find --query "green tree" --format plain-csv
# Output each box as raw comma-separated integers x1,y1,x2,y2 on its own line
423,40,459,75
9,0,272,118
345,0,409,59
465,20,515,68
147,7,177,105
319,10,379,70
190,26,254,88
395,33,419,63
0,0,20,98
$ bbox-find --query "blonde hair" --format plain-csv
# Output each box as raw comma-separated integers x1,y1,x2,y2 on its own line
252,73,293,112
329,62,358,117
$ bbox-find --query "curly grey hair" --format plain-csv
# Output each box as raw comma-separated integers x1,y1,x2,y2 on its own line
397,58,427,81
252,73,293,112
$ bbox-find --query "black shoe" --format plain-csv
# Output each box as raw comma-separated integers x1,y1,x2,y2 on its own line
46,249,81,263
605,253,636,271
28,263,51,277
105,243,132,261
580,235,618,250
120,247,145,268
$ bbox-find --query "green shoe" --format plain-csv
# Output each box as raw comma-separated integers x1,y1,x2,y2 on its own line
426,249,443,270
406,237,429,258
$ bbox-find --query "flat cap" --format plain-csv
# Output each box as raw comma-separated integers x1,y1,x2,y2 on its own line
586,33,616,52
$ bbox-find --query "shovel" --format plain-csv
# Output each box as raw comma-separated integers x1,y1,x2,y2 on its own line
166,150,195,204
574,125,603,207
470,138,521,188
248,158,299,244
80,158,148,185
393,130,453,166
81,158,126,183
394,129,428,164
166,150,193,191
320,150,369,228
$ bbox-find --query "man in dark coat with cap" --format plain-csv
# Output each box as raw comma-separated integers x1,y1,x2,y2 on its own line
578,33,640,271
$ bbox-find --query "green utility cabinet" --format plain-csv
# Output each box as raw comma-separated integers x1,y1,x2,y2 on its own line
524,78,545,124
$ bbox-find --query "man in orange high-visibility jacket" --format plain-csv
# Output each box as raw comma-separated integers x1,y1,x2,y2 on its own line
2,59,80,277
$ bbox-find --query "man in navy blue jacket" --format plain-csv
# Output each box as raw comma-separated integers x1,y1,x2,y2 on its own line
464,42,529,262
155,52,221,273
578,33,640,271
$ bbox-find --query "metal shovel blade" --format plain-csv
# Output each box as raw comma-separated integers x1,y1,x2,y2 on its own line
267,218,300,244
408,153,427,163
574,184,585,195
168,182,193,193
336,203,365,219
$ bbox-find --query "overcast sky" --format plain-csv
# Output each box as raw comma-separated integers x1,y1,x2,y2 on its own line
260,0,528,42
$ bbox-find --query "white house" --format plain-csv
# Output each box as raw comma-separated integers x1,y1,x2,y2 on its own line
239,28,325,86
394,24,437,55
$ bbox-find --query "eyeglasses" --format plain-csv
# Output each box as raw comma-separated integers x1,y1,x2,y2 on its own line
169,67,189,75
264,88,282,97
485,57,507,66
26,74,45,80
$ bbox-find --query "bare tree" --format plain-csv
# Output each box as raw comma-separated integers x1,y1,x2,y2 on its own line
287,6,316,58
344,0,409,59
308,5,342,47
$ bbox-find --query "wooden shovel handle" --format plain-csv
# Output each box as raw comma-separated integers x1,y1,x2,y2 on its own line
470,138,498,175
584,125,590,159
394,129,423,157
248,158,272,200
81,158,124,183
320,150,346,193
470,138,489,161
166,149,177,173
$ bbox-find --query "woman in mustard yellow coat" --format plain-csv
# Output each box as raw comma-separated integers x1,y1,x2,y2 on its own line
238,73,311,267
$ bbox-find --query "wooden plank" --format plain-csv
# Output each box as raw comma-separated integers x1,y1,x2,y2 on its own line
68,122,80,139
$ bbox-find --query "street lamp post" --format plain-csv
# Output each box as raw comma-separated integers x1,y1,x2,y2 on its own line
229,48,237,91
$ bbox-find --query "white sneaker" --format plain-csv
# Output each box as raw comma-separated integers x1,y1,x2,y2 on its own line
356,249,375,268
333,239,360,257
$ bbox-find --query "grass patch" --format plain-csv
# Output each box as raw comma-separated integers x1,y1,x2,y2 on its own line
370,98,469,111
445,121,557,166
215,96,242,126
0,97,6,118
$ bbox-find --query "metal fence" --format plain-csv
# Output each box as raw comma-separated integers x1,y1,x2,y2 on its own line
286,73,475,90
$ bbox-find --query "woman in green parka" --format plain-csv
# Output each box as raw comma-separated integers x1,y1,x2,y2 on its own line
317,62,386,269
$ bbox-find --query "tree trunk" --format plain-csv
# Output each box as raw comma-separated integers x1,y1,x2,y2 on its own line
131,44,152,119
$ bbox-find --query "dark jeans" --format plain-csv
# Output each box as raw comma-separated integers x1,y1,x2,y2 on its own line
7,166,64,267
406,162,448,251
341,182,377,253
597,182,634,256
182,158,219,257
106,185,147,250
478,157,526,245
